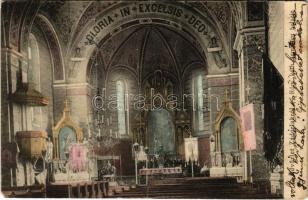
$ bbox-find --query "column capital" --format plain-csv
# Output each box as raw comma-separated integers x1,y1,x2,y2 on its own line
233,26,265,53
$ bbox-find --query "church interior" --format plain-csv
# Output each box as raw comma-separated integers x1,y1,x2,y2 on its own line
1,1,285,198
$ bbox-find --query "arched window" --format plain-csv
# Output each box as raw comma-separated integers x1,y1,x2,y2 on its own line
116,80,127,136
28,34,42,130
28,34,40,88
193,74,204,132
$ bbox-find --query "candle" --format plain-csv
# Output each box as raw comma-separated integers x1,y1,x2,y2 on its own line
88,128,91,138
110,116,112,125
87,116,91,138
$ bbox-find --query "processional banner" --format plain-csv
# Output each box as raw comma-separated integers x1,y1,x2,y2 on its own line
240,104,256,151
69,143,88,172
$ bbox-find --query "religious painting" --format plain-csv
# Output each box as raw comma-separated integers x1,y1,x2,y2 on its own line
69,143,88,172
220,117,238,152
240,104,256,151
147,109,175,155
58,126,77,160
1,0,307,199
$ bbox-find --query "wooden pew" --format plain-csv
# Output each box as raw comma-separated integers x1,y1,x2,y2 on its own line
84,182,89,198
1,184,45,198
44,181,109,198
46,184,71,198
96,182,103,198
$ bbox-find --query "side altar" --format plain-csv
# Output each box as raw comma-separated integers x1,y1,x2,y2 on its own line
51,99,96,184
209,90,245,181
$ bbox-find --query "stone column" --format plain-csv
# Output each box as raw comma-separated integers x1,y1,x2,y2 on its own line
233,2,270,182
53,82,94,139
1,48,29,186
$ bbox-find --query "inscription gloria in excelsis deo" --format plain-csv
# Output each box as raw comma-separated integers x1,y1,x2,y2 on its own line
85,2,212,45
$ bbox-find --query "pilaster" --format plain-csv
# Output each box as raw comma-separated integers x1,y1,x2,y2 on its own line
52,82,94,139
233,3,270,181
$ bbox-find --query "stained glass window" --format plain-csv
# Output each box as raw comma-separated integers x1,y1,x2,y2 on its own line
116,80,127,135
193,74,204,132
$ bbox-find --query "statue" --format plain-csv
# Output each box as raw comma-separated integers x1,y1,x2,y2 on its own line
211,152,216,167
273,165,283,173
200,163,209,176
210,135,215,152
209,36,219,48
45,137,53,163
225,153,233,167
215,152,222,167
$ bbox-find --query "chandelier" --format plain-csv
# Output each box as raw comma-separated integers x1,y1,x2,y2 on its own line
91,88,120,150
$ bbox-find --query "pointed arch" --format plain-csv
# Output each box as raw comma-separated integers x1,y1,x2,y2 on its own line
33,14,65,82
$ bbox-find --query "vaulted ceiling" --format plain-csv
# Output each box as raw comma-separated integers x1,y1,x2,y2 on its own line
2,1,244,82
92,24,206,82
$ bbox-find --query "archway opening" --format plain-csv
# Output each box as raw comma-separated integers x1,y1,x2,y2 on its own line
87,23,208,175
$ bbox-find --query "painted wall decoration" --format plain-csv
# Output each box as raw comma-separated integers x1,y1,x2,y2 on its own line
58,126,77,160
147,109,175,155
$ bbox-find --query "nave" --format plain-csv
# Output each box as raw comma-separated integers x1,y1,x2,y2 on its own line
112,177,281,199
2,177,282,199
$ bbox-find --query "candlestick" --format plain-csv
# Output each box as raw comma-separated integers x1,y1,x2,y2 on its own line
87,115,91,138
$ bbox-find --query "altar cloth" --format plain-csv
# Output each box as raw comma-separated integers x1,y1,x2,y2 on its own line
139,167,182,175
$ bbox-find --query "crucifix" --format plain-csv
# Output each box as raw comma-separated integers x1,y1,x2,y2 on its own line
245,84,251,96
245,84,251,104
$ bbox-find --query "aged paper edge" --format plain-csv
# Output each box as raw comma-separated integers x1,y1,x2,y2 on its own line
283,2,308,199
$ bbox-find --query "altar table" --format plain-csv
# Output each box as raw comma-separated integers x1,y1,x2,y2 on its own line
139,167,182,176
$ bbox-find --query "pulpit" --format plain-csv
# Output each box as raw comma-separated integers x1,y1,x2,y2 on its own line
15,131,47,160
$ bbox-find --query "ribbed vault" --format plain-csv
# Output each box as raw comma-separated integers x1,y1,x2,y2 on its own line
91,24,207,84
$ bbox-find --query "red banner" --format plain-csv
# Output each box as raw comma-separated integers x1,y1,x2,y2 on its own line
70,144,87,172
240,104,256,151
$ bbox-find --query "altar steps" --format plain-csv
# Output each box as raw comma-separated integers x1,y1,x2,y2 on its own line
112,177,282,199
